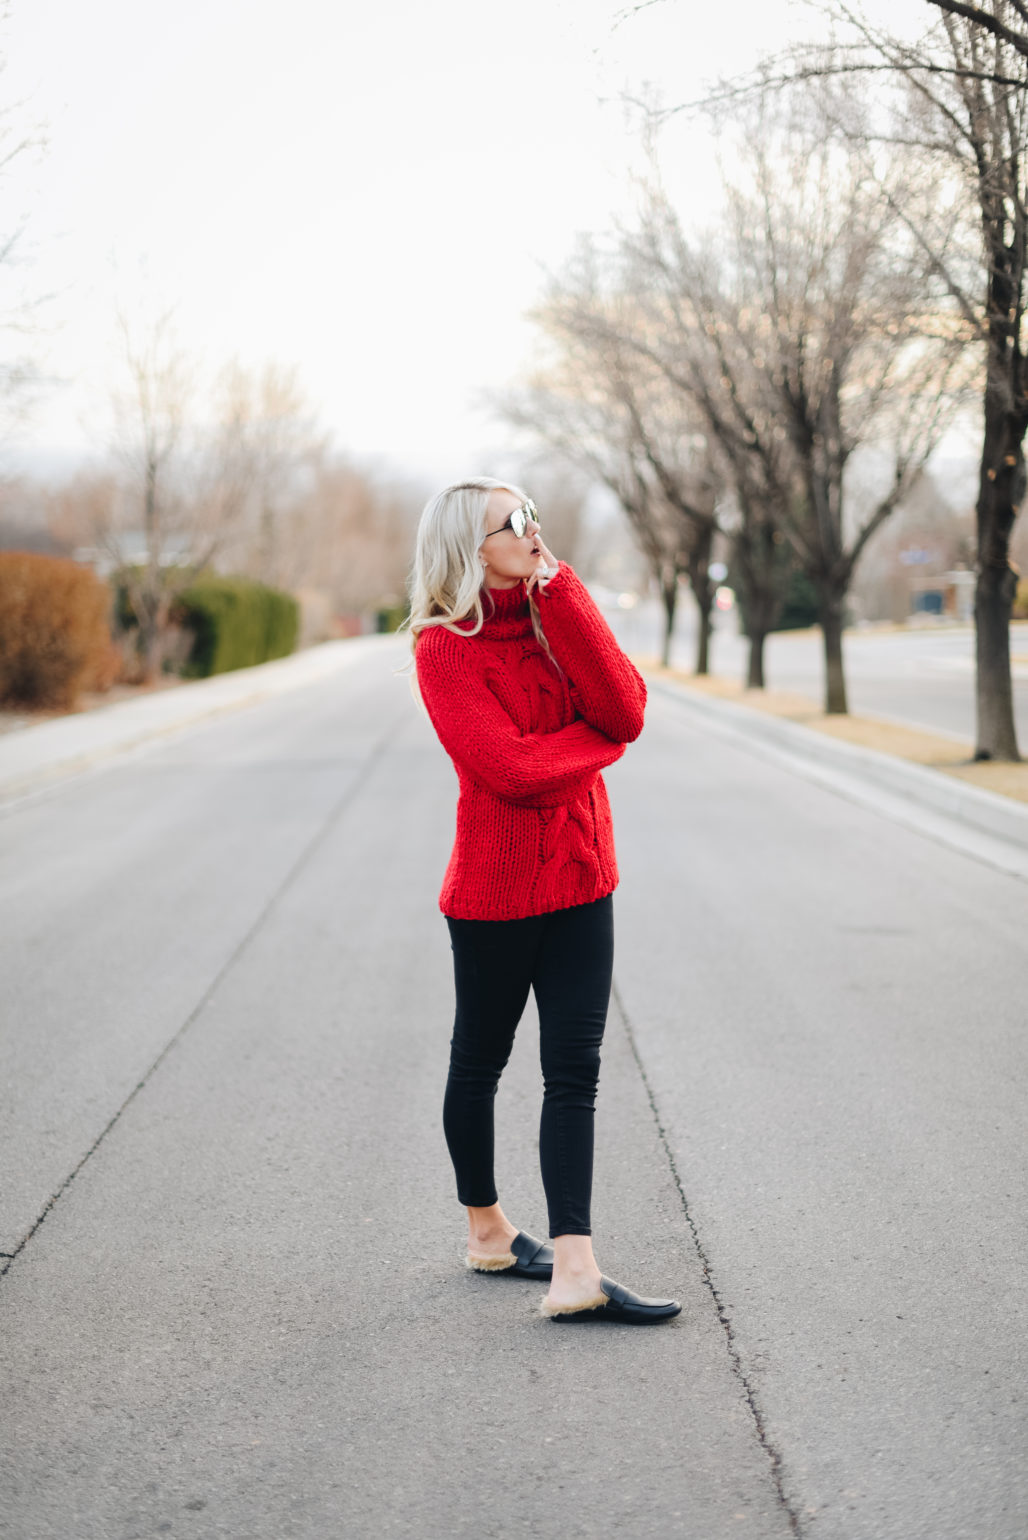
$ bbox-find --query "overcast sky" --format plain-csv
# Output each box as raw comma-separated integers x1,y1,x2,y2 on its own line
3,0,929,481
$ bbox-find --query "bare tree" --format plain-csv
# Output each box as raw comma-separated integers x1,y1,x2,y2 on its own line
501,381,717,669
663,1,1028,752
836,1,1027,755
287,458,420,618
556,230,798,689
104,307,201,679
95,324,332,677
41,468,121,554
499,266,722,670
208,361,326,589
0,34,47,450
624,89,971,711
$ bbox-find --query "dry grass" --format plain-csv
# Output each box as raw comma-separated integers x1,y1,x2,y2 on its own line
638,661,1028,807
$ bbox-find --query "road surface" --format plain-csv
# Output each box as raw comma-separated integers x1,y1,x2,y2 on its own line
2,639,1025,1539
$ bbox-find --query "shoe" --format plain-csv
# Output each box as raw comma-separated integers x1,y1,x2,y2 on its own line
541,1276,681,1324
466,1230,554,1280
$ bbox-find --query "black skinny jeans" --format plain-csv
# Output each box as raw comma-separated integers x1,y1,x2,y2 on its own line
443,895,614,1238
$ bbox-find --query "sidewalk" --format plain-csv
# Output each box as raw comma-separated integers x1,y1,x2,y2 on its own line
0,635,394,804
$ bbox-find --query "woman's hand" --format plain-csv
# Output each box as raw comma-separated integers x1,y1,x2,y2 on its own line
525,534,560,597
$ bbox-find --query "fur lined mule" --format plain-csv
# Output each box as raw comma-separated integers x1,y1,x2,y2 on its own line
466,1230,553,1280
540,1277,681,1324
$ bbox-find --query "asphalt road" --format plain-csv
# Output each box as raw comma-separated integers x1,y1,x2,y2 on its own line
2,640,1025,1540
612,598,1028,743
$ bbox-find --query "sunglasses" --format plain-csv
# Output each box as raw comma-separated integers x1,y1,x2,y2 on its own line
481,499,539,541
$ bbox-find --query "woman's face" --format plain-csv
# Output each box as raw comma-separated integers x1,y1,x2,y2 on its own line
479,488,542,590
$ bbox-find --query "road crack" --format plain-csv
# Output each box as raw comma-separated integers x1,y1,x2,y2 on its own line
612,977,803,1538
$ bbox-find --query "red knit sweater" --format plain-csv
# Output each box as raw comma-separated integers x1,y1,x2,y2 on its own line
415,561,646,921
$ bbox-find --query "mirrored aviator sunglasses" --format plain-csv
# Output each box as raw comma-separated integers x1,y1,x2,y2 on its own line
480,497,540,543
507,499,538,538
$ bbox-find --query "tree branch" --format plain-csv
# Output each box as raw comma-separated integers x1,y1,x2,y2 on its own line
924,0,1028,62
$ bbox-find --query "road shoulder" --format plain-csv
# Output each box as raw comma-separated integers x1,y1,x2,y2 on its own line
640,666,1028,883
659,666,1028,804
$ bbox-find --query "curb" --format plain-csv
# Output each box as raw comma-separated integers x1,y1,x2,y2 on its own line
646,674,1028,883
0,635,399,805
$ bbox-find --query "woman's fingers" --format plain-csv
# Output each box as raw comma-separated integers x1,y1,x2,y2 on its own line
524,537,558,596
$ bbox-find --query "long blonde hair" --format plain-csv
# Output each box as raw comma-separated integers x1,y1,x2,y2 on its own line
404,476,557,670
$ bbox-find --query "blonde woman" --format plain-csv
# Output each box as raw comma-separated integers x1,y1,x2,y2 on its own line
409,477,680,1325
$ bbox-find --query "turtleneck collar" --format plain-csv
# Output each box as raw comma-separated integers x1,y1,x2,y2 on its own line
481,582,532,640
456,582,533,641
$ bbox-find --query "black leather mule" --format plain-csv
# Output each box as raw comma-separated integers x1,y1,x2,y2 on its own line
466,1230,554,1281
542,1276,681,1324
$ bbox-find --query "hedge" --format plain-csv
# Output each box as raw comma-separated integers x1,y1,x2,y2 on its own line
0,551,113,709
175,574,299,677
375,601,410,633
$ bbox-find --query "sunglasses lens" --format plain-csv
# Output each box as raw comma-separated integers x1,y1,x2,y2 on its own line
511,510,528,538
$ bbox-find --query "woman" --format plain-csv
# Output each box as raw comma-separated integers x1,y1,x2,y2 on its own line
408,477,680,1325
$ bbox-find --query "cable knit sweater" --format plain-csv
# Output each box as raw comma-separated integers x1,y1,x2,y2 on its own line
415,561,646,921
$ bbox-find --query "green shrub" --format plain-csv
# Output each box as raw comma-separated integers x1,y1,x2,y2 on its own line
174,574,299,677
0,551,112,709
375,601,410,634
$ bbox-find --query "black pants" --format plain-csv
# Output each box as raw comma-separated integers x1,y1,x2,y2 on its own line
443,895,614,1238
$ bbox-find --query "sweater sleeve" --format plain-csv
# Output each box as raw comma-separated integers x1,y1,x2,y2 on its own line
415,626,626,808
533,562,647,742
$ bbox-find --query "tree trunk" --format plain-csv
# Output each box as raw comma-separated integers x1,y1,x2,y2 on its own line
139,454,163,684
970,197,1026,760
686,524,715,675
132,579,175,686
136,605,161,684
741,588,778,690
659,576,678,667
731,520,783,690
973,426,1023,760
819,594,848,714
258,500,276,585
694,599,712,675
974,561,1021,760
747,628,767,688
